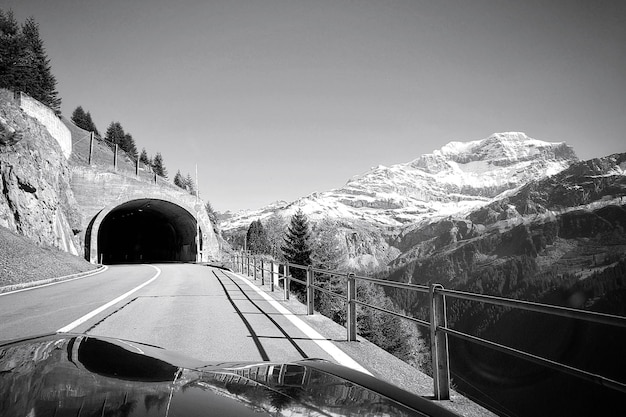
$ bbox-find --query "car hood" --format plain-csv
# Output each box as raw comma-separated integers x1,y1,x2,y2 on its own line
0,333,458,417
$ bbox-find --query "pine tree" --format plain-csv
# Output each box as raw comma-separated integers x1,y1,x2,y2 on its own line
281,208,312,283
20,17,61,113
174,170,184,188
152,152,167,178
205,201,220,236
311,217,346,320
0,10,27,94
105,121,125,147
122,132,137,159
264,213,286,260
71,106,100,136
139,148,150,166
84,111,99,136
185,173,195,194
71,106,87,127
246,220,269,255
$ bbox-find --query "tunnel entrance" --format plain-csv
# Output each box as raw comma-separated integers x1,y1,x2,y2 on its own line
97,199,198,264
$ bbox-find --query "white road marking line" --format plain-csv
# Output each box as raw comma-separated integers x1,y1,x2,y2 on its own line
0,266,109,297
57,265,161,333
229,271,373,376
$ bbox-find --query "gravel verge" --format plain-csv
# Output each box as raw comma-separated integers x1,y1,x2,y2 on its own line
0,226,99,291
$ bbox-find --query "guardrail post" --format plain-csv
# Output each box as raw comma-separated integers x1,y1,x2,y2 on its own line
306,266,314,315
430,283,450,400
284,261,290,300
347,273,357,341
270,261,276,291
246,255,250,276
261,259,265,285
253,257,257,280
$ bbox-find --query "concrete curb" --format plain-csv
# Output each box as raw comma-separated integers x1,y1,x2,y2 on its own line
0,265,107,295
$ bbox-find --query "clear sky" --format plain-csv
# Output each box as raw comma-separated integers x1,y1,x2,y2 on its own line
6,0,626,212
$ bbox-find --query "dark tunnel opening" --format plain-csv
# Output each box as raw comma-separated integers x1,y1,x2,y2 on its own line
98,199,198,264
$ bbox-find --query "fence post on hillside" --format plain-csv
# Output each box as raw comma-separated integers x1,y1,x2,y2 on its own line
306,266,314,315
253,257,257,280
261,259,265,285
430,284,450,400
135,158,139,176
347,273,357,341
113,144,118,171
88,132,94,165
284,261,290,300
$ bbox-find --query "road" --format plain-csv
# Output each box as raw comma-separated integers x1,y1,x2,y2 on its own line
0,264,356,366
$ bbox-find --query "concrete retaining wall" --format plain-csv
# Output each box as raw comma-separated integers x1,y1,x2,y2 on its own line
17,92,71,159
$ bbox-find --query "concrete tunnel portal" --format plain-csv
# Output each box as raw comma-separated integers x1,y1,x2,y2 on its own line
97,199,202,264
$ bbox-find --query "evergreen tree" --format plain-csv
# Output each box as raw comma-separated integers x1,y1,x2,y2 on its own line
20,17,61,113
246,220,269,255
84,111,99,136
105,121,125,146
173,170,184,188
122,132,137,159
139,148,150,166
205,201,220,236
311,218,346,320
152,152,167,178
0,10,23,92
264,213,287,260
71,106,99,135
281,208,312,284
184,173,195,194
71,106,87,128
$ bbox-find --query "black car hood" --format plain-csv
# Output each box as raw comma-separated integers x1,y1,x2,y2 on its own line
0,333,458,417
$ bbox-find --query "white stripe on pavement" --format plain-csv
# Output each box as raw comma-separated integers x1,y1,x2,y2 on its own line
229,271,373,376
57,265,161,333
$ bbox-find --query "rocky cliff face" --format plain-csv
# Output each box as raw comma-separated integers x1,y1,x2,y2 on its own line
221,132,578,270
0,90,81,255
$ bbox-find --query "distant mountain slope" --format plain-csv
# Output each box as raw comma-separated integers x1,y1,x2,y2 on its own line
221,132,578,269
382,153,626,417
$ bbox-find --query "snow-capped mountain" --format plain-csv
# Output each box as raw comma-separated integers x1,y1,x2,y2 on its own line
222,132,577,230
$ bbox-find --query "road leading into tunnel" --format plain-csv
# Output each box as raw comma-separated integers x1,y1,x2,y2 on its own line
85,264,354,365
0,265,160,341
1,264,364,371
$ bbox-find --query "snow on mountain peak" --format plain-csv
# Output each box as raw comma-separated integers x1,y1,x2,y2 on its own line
221,133,578,232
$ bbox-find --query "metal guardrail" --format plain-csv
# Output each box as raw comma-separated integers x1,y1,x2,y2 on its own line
230,253,626,401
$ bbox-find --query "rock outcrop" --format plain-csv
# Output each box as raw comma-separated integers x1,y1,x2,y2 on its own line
0,90,81,255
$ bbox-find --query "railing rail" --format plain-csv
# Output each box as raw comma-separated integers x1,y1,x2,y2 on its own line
229,253,626,401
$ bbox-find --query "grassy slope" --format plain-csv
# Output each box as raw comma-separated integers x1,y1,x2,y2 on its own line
0,225,97,288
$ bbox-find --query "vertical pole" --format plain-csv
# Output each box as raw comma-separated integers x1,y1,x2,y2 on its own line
261,259,265,285
270,261,276,292
347,273,357,341
253,257,257,280
246,255,250,276
135,157,139,176
88,132,94,165
284,261,290,300
306,266,314,315
114,144,118,171
430,284,450,400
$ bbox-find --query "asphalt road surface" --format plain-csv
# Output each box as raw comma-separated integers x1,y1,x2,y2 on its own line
0,264,351,365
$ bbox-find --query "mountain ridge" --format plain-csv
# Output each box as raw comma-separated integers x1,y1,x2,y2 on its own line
221,132,579,269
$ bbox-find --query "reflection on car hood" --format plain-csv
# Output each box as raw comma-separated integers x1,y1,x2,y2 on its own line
0,333,458,417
